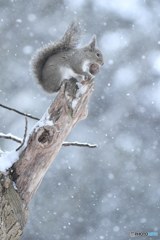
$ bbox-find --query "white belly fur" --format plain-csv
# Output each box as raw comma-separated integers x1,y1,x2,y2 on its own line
61,67,80,80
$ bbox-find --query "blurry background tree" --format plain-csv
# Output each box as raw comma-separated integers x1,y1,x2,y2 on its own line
0,0,160,239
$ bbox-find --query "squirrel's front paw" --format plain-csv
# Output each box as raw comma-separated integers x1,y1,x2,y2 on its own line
76,72,94,83
76,74,85,82
83,72,94,81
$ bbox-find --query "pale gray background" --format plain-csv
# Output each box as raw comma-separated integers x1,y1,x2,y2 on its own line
0,0,160,239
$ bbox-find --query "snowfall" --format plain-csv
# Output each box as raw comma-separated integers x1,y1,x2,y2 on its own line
0,0,160,239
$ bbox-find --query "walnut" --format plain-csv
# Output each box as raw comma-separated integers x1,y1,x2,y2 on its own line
89,63,100,75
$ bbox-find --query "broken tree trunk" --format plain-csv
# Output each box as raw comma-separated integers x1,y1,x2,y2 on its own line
0,78,94,239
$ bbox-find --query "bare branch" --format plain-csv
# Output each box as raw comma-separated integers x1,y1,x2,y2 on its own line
1,96,97,151
16,117,28,151
62,141,97,148
0,134,97,148
0,133,22,143
0,103,39,121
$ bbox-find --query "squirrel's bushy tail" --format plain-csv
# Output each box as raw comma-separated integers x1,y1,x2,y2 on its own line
31,22,81,85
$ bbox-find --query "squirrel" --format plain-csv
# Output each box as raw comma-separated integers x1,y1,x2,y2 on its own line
31,22,104,93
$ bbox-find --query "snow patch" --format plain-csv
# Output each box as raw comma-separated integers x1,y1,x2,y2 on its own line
13,181,18,190
78,85,87,95
34,108,54,131
0,150,19,172
76,82,87,96
71,83,87,109
72,99,78,109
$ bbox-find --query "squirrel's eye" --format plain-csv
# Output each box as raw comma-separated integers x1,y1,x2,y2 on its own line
96,52,100,57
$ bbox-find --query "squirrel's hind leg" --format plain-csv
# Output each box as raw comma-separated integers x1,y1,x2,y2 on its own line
42,65,62,93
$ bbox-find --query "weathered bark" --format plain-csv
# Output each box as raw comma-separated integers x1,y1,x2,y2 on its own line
0,174,27,240
0,78,94,239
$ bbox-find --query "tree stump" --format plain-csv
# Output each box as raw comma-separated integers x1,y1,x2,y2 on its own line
0,78,94,239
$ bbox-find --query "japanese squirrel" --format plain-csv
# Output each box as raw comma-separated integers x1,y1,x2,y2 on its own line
31,22,104,93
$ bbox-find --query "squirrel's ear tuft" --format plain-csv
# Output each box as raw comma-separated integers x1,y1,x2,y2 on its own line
88,35,97,51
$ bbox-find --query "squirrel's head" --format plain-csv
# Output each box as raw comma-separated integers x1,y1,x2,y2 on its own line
84,35,104,67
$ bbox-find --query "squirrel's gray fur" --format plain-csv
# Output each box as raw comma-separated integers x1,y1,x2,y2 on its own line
31,22,104,93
